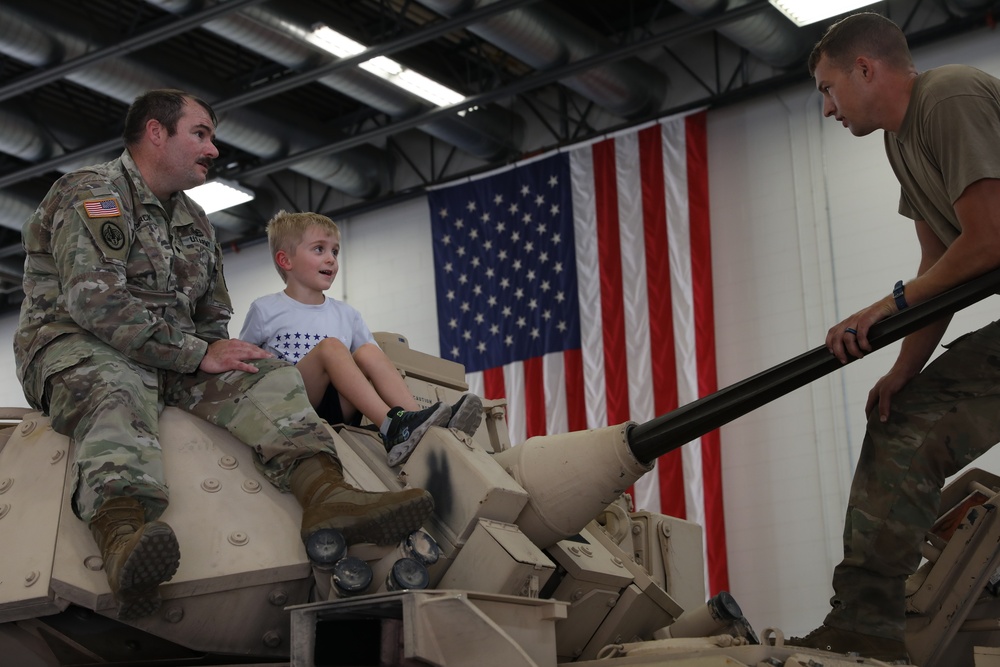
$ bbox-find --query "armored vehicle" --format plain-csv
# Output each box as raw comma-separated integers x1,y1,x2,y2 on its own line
5,267,1000,667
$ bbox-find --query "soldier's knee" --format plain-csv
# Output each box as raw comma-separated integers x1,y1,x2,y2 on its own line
48,365,154,434
245,358,308,396
250,357,295,375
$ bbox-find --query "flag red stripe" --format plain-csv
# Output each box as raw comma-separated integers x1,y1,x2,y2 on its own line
563,349,587,432
592,140,630,426
483,367,506,402
686,113,729,594
523,356,546,437
637,125,687,519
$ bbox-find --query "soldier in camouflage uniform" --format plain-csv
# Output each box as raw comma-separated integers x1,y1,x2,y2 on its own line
14,89,434,620
787,14,1000,662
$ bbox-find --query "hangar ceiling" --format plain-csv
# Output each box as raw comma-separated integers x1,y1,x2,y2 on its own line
0,0,996,309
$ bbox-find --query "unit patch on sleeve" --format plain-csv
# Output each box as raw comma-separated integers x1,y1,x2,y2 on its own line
100,221,126,251
78,197,130,263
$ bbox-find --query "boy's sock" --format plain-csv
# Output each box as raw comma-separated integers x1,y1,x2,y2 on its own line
380,403,451,467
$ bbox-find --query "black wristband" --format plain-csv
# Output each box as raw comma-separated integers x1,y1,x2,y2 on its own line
893,280,908,311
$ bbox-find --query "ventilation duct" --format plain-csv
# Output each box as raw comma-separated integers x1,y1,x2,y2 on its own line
413,0,667,119
668,0,819,69
0,3,394,225
0,108,56,164
0,191,36,233
0,106,116,231
142,0,524,160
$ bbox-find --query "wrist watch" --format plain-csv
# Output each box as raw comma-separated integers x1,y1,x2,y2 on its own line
893,280,908,311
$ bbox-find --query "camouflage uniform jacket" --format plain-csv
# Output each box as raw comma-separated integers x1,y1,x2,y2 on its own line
14,149,232,397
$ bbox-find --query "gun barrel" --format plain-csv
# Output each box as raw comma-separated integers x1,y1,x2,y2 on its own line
628,268,1000,464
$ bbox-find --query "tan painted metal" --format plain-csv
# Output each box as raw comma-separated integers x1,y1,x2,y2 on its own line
23,332,1000,665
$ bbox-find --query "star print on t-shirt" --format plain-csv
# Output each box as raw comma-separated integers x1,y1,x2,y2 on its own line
273,332,329,362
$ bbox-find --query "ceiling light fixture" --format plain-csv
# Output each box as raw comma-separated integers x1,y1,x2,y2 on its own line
769,1,877,27
306,25,465,107
186,179,255,215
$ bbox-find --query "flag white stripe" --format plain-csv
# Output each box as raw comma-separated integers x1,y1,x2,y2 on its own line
617,133,655,426
466,371,485,404
570,145,607,430
504,362,526,445
544,351,568,435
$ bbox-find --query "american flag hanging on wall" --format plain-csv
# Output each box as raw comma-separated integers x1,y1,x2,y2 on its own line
428,110,728,595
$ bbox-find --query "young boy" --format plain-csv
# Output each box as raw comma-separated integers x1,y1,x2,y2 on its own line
240,211,482,466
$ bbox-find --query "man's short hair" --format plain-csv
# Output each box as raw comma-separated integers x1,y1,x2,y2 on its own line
808,12,913,76
123,89,217,147
266,211,341,282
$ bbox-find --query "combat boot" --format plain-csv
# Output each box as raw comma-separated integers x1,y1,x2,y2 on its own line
786,625,909,662
89,497,181,620
290,453,434,546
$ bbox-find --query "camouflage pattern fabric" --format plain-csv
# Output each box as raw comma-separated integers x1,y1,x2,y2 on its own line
15,150,338,522
15,150,228,385
825,320,1000,640
38,336,336,522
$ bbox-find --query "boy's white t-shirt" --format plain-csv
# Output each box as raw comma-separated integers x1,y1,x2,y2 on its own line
239,291,376,363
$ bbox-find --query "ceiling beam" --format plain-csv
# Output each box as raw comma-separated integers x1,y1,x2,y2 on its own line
0,0,543,190
0,0,268,103
232,0,773,179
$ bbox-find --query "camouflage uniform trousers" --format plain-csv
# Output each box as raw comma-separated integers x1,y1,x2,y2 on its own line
29,334,338,523
825,319,1000,640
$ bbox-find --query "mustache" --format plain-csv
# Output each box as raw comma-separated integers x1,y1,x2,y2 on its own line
196,157,214,169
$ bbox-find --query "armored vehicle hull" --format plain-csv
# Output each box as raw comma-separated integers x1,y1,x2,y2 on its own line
2,332,999,666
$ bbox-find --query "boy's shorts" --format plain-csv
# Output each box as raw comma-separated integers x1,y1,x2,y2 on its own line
314,383,364,427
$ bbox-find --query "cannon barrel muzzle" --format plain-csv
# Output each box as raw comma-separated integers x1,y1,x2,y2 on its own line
627,268,1000,464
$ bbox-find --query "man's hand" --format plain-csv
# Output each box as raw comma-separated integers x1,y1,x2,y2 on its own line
865,367,917,423
826,297,896,364
199,339,273,374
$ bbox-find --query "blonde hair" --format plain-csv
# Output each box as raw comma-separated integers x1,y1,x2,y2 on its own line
266,210,340,282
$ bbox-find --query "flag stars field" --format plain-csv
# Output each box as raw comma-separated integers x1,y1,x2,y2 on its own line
431,154,579,373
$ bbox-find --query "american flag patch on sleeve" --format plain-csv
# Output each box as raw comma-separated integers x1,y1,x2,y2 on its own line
83,198,121,218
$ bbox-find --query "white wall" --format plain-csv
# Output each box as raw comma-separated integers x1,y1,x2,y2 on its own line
0,314,22,407
3,23,1000,640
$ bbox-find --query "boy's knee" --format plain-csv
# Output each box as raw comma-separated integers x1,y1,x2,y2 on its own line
352,341,387,364
314,337,350,360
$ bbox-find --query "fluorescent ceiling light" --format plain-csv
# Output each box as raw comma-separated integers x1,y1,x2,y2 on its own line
769,1,876,27
186,179,255,215
306,25,465,107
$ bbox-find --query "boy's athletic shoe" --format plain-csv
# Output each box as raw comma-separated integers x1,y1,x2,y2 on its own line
381,403,450,467
448,394,483,438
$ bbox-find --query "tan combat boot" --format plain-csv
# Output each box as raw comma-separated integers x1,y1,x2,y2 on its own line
89,497,181,620
290,453,434,546
786,625,909,662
